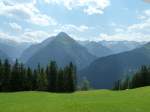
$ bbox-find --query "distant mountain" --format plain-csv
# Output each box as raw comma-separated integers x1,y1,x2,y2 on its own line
79,40,145,58
20,37,55,63
79,41,113,57
0,38,31,60
100,40,145,54
0,50,8,60
79,42,150,89
24,32,96,70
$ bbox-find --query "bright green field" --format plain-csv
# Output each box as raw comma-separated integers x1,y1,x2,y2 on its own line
0,87,150,112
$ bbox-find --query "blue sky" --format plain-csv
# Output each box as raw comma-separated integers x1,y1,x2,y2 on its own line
0,0,150,42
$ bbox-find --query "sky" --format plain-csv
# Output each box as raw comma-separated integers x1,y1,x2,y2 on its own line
0,0,150,43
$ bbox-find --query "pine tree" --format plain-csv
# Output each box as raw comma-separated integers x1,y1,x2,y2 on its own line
32,69,38,90
113,80,121,90
19,63,26,91
140,66,149,86
2,59,11,91
56,69,64,92
25,67,33,90
64,63,76,92
36,64,48,91
47,61,58,92
68,62,76,92
10,59,21,91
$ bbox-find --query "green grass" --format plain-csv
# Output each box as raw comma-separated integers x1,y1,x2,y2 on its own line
0,87,150,112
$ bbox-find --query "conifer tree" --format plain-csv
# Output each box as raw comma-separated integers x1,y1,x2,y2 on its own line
10,59,21,91
32,69,38,90
56,69,64,92
48,61,58,92
25,67,33,90
36,64,48,91
2,59,11,91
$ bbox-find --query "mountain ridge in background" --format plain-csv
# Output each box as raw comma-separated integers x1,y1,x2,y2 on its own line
79,41,113,57
79,42,150,89
0,38,31,60
79,40,145,58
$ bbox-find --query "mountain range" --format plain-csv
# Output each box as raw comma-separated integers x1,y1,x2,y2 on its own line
0,38,31,60
79,40,145,57
79,41,113,57
79,42,150,89
0,32,148,89
100,40,145,54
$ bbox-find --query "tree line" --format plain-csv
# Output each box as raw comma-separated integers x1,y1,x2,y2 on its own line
0,59,76,92
113,65,150,90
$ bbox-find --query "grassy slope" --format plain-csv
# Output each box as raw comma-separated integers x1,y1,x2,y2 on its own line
0,87,150,112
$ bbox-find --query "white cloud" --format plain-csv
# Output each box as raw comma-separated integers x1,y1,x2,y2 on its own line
28,13,57,26
0,32,21,42
54,24,89,33
128,9,150,33
21,30,49,42
0,29,50,43
0,0,57,26
84,6,104,15
44,0,110,15
115,28,124,33
9,22,22,32
99,33,150,42
3,0,37,4
98,9,150,42
144,10,150,16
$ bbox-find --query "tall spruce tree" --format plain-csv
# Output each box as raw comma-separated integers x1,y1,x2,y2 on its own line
32,69,38,90
48,61,58,92
56,69,64,92
2,59,11,91
25,67,33,90
68,62,76,92
64,63,76,92
10,59,20,91
36,64,48,91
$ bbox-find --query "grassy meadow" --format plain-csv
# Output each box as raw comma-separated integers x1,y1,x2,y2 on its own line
0,87,150,112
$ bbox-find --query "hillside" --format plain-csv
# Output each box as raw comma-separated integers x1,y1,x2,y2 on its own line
25,32,96,69
79,43,150,89
0,87,150,112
